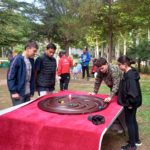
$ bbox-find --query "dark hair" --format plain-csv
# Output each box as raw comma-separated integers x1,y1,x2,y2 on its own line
46,43,56,50
95,57,107,67
24,40,38,50
59,51,66,57
84,47,88,51
117,55,135,66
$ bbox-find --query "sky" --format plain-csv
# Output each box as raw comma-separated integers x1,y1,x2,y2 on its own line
17,0,34,3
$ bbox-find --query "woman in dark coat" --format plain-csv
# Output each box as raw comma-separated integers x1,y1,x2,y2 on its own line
117,56,142,150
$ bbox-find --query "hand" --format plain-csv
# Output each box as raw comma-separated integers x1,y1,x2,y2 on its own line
88,92,96,95
30,95,33,98
12,93,20,99
57,76,61,80
56,75,61,81
104,97,111,103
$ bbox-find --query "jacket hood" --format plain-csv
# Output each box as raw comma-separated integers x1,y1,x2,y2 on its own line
124,68,140,80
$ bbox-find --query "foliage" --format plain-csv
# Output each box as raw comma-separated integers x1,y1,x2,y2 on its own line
0,0,34,47
128,40,150,61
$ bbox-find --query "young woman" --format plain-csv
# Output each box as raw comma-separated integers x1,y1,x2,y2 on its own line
117,56,142,150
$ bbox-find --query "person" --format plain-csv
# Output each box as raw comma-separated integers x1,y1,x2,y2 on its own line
7,50,13,62
35,43,57,96
72,63,78,80
76,61,82,76
57,51,73,91
90,57,122,102
91,58,97,78
89,57,125,133
80,47,91,80
117,56,142,150
7,40,38,106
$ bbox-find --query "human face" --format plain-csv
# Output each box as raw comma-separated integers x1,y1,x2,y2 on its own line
118,63,126,72
98,64,108,73
46,48,55,57
26,47,37,58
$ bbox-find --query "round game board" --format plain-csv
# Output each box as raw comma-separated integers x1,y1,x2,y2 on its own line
38,94,108,115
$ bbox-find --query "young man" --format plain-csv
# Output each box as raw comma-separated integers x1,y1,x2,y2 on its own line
91,57,122,102
90,57,125,133
80,48,91,80
35,43,57,96
7,40,38,106
57,51,73,91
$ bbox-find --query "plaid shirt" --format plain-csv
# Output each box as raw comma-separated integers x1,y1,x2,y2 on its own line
94,64,123,98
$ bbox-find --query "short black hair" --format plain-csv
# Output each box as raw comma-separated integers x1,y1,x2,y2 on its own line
24,40,38,50
95,57,107,67
59,51,66,57
46,43,56,50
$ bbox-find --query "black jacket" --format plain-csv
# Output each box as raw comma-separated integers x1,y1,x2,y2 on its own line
35,54,56,88
118,68,142,108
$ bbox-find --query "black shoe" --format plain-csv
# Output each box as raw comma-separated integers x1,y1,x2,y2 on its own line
121,144,137,150
135,139,142,146
127,139,142,147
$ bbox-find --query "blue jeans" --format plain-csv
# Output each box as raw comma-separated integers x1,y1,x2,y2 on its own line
11,94,30,106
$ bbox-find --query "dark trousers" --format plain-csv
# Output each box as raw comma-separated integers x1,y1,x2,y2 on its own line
82,65,90,79
11,94,30,106
60,73,70,91
124,107,140,147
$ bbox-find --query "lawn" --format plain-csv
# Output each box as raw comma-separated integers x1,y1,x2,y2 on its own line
0,68,150,150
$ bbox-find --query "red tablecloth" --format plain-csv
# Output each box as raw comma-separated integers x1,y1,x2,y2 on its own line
0,91,122,150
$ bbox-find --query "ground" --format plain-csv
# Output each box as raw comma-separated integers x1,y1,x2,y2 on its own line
0,68,149,150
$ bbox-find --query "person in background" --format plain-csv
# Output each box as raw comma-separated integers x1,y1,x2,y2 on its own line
91,58,97,78
76,60,82,77
57,51,73,91
80,47,91,80
117,56,142,150
7,40,38,106
35,43,57,96
7,50,13,62
7,50,18,62
72,63,78,80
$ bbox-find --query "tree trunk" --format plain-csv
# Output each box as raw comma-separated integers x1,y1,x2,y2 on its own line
148,28,150,41
108,0,113,63
63,40,69,56
95,37,99,58
137,58,141,72
101,45,104,57
123,39,127,55
115,41,120,59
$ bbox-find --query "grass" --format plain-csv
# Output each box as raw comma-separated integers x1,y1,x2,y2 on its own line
0,68,150,149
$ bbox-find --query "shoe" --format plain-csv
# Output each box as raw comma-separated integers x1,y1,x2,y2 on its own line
135,140,142,146
127,139,142,147
121,144,137,150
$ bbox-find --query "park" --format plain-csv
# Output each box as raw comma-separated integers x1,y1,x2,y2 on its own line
0,0,150,150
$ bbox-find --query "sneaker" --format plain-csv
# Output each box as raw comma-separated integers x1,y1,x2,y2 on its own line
135,140,142,146
127,140,142,147
121,144,137,150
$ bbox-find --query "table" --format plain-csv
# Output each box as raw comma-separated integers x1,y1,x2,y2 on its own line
0,91,123,150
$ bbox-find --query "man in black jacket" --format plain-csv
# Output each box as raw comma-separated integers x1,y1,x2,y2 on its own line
35,43,57,96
